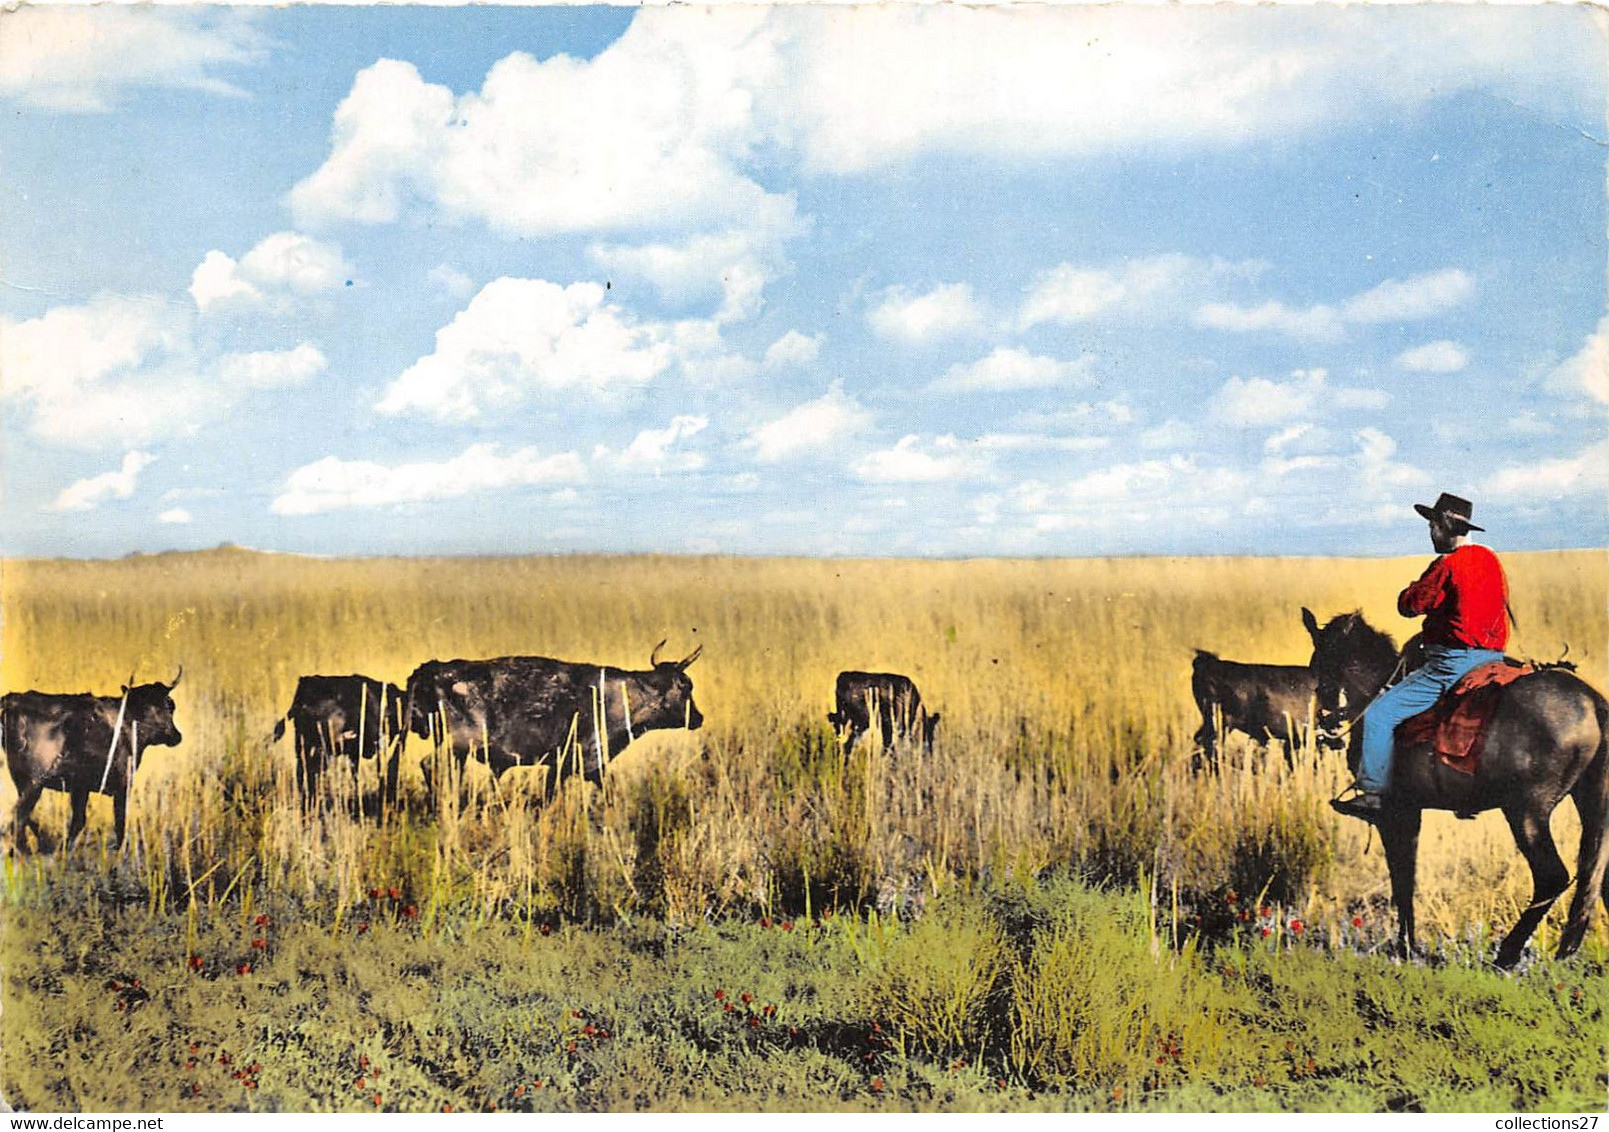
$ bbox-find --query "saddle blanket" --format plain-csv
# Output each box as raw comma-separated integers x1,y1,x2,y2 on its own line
1396,659,1534,775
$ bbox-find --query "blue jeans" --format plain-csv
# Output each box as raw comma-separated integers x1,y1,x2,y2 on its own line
1357,646,1506,793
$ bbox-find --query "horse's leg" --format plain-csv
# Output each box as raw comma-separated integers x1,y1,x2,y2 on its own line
1496,805,1571,969
1558,770,1607,959
1379,807,1423,956
65,788,90,849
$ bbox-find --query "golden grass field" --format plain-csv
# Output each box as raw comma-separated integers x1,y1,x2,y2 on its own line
2,547,1604,948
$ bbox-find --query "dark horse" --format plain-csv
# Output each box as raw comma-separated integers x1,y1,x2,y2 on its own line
1302,608,1609,967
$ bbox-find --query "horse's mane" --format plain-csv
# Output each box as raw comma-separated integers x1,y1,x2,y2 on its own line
1324,610,1400,673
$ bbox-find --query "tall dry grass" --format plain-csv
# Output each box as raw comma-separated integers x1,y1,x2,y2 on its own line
1,548,1604,948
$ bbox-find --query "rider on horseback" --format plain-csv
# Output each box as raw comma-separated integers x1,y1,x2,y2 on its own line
1331,493,1509,824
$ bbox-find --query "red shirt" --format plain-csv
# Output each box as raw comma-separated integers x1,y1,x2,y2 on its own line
1398,543,1509,651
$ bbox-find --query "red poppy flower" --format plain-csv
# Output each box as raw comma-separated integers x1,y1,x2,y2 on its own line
1290,919,1304,934
759,917,772,929
387,887,401,901
781,921,793,932
1260,927,1271,938
402,905,418,920
190,1083,201,1096
236,962,252,975
251,938,267,950
514,1085,525,1098
218,1054,232,1066
714,989,725,1001
356,922,370,934
373,1094,383,1107
741,992,753,1005
748,1017,761,1028
188,956,203,971
533,1079,543,1089
368,888,383,900
254,914,270,927
870,1078,884,1092
1260,906,1271,917
244,1080,258,1091
1352,916,1364,928
539,923,552,936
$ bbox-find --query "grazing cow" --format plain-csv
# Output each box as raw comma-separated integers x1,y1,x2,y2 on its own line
403,642,703,798
272,675,409,809
827,671,940,754
1190,650,1340,771
2,671,183,851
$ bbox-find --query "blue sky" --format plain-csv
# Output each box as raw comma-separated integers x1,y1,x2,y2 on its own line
2,4,1604,559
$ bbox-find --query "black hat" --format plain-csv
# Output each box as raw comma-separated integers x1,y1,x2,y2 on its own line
1413,492,1483,532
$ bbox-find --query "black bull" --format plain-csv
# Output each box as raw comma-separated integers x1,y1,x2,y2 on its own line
403,643,703,795
1304,608,1609,966
1190,650,1342,769
827,671,940,753
272,675,409,809
2,671,183,851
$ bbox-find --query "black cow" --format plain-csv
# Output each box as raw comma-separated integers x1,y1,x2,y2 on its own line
2,670,183,851
827,671,940,754
403,642,703,799
1190,649,1340,771
273,675,409,810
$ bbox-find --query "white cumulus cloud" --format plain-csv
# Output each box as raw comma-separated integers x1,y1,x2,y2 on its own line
594,416,709,474
217,344,328,389
271,443,586,516
1547,315,1609,404
1342,269,1475,323
158,508,193,525
763,330,822,371
46,451,156,513
290,13,787,239
1196,268,1476,342
931,347,1094,394
1396,340,1469,373
743,381,874,464
376,278,686,422
867,284,985,344
190,232,352,313
1210,369,1389,427
0,7,266,112
1483,440,1609,503
853,435,991,484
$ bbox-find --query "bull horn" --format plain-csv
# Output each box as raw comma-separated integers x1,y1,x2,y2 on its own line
649,639,669,667
124,670,137,691
677,644,703,670
169,665,184,689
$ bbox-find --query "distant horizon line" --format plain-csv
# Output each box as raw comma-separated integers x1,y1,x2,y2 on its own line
3,543,1603,567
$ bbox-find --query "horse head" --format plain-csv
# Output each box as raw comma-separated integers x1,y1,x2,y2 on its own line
1301,607,1399,734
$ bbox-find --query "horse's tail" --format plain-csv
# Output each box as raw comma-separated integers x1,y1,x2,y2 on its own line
1560,687,1609,957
